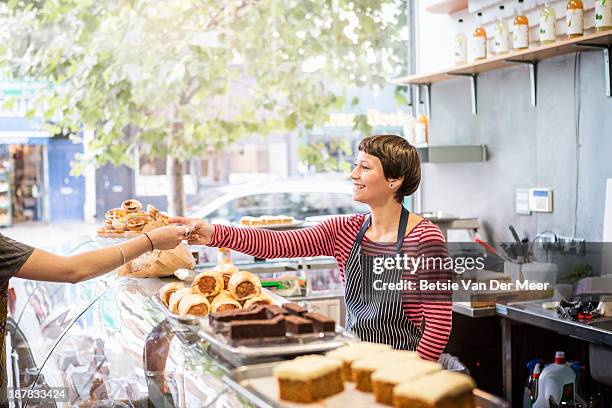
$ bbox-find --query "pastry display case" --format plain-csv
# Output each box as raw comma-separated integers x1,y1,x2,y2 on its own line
7,276,247,407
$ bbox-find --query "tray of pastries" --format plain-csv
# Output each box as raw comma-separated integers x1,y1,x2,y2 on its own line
223,346,508,408
237,215,305,229
154,263,357,365
97,200,169,238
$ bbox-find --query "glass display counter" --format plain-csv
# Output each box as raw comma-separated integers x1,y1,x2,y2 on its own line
8,276,249,407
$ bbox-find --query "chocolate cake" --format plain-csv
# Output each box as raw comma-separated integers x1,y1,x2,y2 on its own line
265,304,288,318
282,302,307,315
209,305,267,325
285,315,314,334
229,315,286,340
304,312,336,332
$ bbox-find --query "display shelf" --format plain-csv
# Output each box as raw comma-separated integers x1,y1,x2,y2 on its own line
425,0,468,15
393,29,612,113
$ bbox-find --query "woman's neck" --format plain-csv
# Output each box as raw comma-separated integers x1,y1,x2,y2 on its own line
367,199,404,242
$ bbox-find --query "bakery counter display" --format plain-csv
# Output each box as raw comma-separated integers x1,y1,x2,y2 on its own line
6,277,247,407
153,264,355,366
224,342,508,408
97,200,169,238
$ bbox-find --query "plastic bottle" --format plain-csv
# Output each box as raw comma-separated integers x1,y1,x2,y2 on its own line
595,0,612,31
454,19,468,65
473,12,487,60
494,5,510,54
539,0,557,44
533,352,576,408
530,363,541,405
566,0,584,39
415,108,428,146
217,247,232,264
514,0,530,50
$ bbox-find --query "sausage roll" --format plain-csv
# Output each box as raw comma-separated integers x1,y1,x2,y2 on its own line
192,270,224,297
242,294,273,310
210,290,242,313
178,293,211,317
228,271,262,301
168,287,193,314
158,282,185,307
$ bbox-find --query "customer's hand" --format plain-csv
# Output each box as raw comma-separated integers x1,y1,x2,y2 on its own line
168,217,214,245
147,225,189,250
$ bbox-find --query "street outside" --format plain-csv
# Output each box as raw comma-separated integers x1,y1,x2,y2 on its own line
1,221,97,252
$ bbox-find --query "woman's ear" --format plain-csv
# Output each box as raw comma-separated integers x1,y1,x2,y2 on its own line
387,177,403,189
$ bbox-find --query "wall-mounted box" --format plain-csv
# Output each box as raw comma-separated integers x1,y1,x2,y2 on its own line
417,144,487,163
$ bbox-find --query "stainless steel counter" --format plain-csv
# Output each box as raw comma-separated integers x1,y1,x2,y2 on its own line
496,300,612,347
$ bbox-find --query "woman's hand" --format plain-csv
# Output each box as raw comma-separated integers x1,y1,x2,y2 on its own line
168,217,214,245
147,225,189,250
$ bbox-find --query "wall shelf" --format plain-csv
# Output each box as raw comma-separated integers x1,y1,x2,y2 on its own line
393,29,612,114
425,0,468,15
417,144,487,163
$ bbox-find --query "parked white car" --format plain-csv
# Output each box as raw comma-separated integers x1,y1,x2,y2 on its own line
189,179,368,223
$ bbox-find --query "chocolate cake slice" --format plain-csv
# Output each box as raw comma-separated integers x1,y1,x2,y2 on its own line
282,302,307,316
209,305,267,325
285,315,314,334
229,316,286,340
265,304,288,319
304,312,336,333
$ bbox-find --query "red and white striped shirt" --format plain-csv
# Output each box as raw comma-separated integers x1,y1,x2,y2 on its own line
210,214,452,361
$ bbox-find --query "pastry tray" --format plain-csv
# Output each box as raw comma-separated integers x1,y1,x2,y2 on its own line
151,290,358,366
223,362,509,408
233,220,305,230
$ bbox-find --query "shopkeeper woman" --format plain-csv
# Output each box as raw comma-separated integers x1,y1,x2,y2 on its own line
0,223,189,402
171,134,453,361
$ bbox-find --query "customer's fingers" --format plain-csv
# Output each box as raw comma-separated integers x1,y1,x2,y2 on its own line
168,216,191,225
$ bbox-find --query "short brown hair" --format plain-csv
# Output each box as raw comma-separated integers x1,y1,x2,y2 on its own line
358,134,421,203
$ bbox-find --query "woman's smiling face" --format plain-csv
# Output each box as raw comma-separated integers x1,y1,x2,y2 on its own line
351,151,398,205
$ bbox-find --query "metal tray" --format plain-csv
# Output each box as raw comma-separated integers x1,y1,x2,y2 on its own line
151,293,208,327
151,289,358,366
223,362,508,408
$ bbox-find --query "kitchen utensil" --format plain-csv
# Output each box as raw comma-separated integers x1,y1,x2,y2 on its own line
509,225,522,243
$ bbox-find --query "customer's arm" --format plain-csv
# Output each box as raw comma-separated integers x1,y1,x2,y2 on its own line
169,216,344,259
15,225,187,284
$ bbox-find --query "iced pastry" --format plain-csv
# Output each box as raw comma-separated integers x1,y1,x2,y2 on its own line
325,342,393,381
274,355,344,403
371,360,443,405
393,371,476,408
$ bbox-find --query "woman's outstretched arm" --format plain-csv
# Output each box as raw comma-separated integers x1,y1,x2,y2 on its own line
169,217,343,259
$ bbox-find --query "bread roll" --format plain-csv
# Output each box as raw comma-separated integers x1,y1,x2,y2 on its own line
210,290,242,313
158,282,185,307
228,271,262,301
192,270,224,297
178,293,211,316
168,288,193,314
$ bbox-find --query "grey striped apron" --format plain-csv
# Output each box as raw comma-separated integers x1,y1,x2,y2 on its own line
344,207,423,350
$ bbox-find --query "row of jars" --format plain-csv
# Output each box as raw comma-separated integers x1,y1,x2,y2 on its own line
454,0,612,64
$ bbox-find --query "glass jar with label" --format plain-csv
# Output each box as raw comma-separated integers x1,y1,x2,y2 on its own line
513,0,529,50
473,12,487,60
454,19,467,65
566,0,584,38
494,5,510,54
539,0,557,44
595,0,612,31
